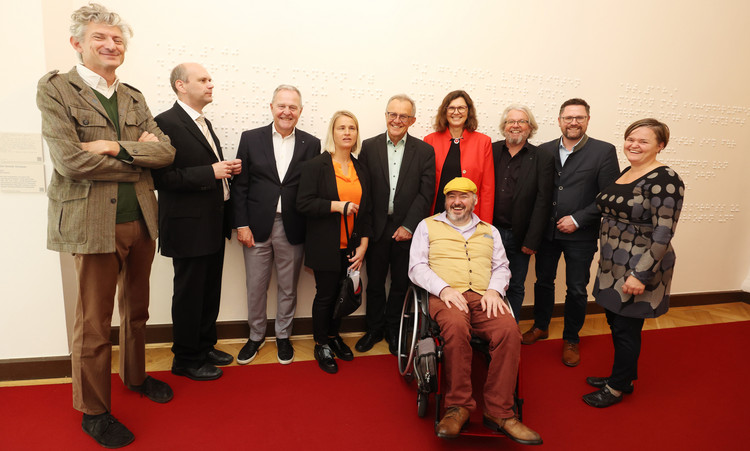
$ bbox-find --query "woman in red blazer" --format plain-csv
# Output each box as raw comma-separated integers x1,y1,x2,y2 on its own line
424,90,494,222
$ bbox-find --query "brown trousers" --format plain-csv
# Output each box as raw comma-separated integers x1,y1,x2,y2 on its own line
429,290,521,418
71,220,154,414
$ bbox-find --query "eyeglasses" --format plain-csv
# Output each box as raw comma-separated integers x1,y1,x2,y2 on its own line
560,116,588,124
505,119,530,126
446,106,468,114
386,112,413,122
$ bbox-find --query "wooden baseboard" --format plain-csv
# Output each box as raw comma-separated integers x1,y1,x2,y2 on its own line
519,290,750,321
2,291,747,382
0,356,72,381
110,315,367,347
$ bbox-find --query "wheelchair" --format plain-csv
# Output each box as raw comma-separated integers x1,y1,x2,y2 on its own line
397,284,523,436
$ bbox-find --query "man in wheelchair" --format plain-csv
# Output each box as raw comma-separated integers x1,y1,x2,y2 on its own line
408,177,542,445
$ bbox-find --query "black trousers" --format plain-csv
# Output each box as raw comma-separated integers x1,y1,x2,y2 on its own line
606,309,645,391
533,238,598,342
312,250,349,345
171,244,225,368
364,219,411,338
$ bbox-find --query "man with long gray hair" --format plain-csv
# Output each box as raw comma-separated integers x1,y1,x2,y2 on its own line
491,105,554,321
36,3,175,448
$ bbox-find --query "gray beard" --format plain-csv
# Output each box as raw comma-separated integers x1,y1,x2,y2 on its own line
507,135,525,146
447,209,472,225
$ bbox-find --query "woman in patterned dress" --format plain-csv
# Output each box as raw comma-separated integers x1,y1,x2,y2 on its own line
583,118,685,408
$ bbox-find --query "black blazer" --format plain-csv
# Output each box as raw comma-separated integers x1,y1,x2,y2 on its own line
492,140,555,251
358,133,435,241
153,102,229,258
230,123,321,245
538,135,620,241
296,152,372,272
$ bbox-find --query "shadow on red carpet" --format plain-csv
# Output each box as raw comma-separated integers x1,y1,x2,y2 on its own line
1,321,748,450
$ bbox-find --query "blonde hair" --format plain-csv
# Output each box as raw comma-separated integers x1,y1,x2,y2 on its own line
323,110,362,155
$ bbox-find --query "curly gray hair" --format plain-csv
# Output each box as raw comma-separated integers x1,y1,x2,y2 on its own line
70,3,133,50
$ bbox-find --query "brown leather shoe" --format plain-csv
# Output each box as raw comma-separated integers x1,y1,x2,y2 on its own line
435,406,470,439
483,413,543,445
521,327,548,345
562,340,580,367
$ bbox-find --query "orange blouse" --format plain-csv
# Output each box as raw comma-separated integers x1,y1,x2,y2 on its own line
333,160,362,249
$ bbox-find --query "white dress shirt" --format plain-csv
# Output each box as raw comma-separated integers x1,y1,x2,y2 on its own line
76,64,119,98
272,124,296,213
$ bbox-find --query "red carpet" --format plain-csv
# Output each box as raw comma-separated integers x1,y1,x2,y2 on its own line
1,321,748,450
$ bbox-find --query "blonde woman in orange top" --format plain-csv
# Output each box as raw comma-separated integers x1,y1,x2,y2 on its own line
297,110,372,374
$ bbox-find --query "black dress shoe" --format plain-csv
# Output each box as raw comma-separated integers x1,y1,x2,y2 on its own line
329,336,354,361
387,334,398,356
82,412,134,448
207,348,233,366
586,376,634,394
583,386,623,408
314,344,338,374
172,362,223,381
355,331,383,353
127,375,173,403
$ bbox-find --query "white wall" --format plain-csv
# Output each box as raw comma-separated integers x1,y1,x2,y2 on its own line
0,0,69,359
2,0,749,360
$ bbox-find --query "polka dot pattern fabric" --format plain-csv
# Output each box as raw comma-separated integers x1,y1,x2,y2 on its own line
593,166,684,318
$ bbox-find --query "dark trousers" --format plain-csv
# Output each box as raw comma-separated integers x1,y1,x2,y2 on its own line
72,220,154,414
606,309,645,391
533,237,597,342
497,227,531,322
312,250,349,344
171,244,225,368
364,219,411,338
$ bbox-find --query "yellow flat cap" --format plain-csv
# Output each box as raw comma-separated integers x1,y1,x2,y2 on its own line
443,177,477,194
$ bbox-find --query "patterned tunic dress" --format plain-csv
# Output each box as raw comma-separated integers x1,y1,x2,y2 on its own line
593,166,684,318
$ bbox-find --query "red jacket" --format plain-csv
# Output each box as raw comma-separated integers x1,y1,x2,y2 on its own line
424,129,495,222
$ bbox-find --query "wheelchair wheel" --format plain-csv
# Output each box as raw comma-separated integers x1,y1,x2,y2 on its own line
397,285,421,377
417,392,428,418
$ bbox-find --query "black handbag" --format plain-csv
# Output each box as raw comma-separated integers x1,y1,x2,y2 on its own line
333,202,363,319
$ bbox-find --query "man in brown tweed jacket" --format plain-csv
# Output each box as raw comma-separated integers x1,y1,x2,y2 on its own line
36,4,175,448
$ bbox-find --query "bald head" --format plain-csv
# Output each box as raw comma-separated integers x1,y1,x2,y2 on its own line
170,63,214,112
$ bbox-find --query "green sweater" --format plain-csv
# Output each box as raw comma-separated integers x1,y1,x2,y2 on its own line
93,90,142,224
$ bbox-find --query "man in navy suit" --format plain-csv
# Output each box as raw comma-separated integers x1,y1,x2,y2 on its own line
356,94,435,354
522,98,619,367
231,85,321,365
154,63,241,381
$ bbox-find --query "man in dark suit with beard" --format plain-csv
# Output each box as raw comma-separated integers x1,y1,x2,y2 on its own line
522,98,619,368
154,62,241,381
